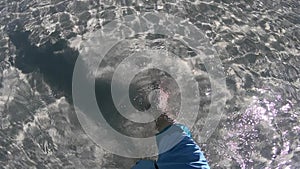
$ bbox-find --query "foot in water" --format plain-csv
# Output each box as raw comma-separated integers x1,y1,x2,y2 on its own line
132,86,210,169
131,122,210,169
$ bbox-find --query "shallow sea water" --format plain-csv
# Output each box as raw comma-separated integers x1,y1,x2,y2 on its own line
0,0,299,168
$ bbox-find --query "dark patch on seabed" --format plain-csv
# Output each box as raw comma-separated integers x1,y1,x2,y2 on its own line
8,30,78,101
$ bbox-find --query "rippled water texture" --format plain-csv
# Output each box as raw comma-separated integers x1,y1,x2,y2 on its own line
0,0,299,168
